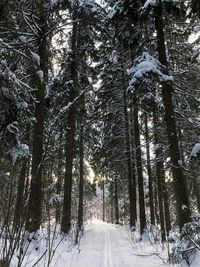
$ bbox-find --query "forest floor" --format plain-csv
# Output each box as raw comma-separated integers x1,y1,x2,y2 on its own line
10,219,200,266
57,219,168,267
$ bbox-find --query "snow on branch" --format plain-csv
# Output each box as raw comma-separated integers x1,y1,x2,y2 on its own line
140,0,180,13
107,1,122,19
50,0,60,7
0,58,32,90
128,52,173,92
141,0,157,10
190,143,200,160
9,144,29,165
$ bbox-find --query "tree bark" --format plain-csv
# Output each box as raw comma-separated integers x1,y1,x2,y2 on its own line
133,99,146,235
114,177,119,224
154,1,191,229
77,119,84,230
102,180,105,222
25,11,48,233
144,113,155,226
110,181,114,223
153,111,166,241
121,60,137,228
61,18,78,234
14,159,27,228
56,146,63,224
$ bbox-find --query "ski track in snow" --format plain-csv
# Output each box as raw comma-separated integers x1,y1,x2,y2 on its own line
49,219,168,267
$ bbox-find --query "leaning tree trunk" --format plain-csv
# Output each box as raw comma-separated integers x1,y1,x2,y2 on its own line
154,2,191,229
25,11,48,233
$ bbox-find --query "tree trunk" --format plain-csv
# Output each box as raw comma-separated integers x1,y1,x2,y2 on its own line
114,177,119,224
110,181,114,223
61,18,78,234
102,180,105,222
14,159,27,228
25,13,47,233
154,185,160,225
14,127,30,229
153,110,166,241
121,60,137,228
77,120,84,230
56,146,63,224
161,166,171,235
133,99,146,235
194,177,200,213
144,113,155,226
154,2,191,229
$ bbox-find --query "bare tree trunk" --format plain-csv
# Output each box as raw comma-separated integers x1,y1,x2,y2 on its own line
25,11,48,233
154,185,160,225
154,2,191,229
77,120,84,230
56,146,63,224
102,180,105,222
110,181,114,223
193,177,200,212
114,177,119,224
160,166,171,235
14,160,27,228
153,111,166,241
61,18,78,234
121,61,137,228
14,127,30,229
144,113,155,226
133,99,146,235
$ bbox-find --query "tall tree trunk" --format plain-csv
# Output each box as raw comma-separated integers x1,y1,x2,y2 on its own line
110,181,114,223
133,99,146,235
193,176,200,212
114,177,119,224
77,120,84,230
25,12,48,233
14,127,30,228
154,2,191,229
144,113,155,226
154,185,160,224
14,160,28,228
191,163,200,212
153,111,166,241
121,60,137,228
61,18,78,234
56,146,63,224
130,107,138,223
102,180,105,222
161,166,171,235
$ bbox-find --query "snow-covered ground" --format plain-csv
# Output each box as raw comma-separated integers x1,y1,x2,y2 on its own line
61,219,168,267
8,219,200,266
36,219,171,267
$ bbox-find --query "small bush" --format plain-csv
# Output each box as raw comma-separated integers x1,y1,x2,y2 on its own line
170,215,200,265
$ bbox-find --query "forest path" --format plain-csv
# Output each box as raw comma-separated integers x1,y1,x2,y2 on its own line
56,219,166,267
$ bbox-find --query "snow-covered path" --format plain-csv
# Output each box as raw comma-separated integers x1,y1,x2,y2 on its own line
55,220,167,267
